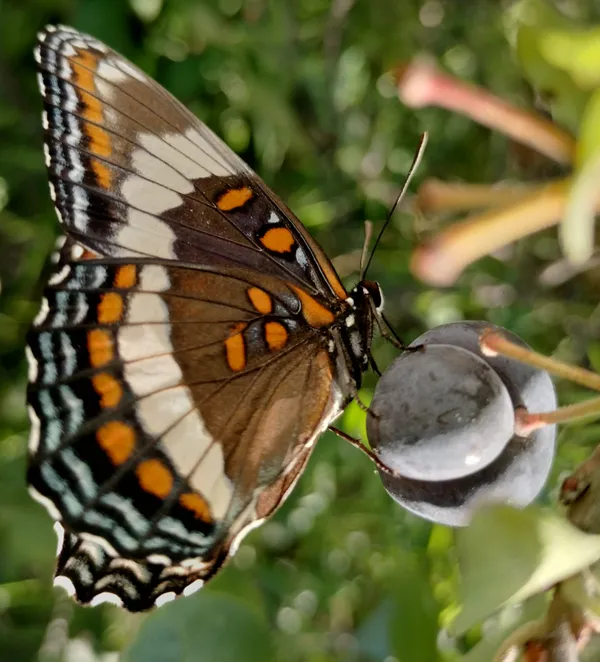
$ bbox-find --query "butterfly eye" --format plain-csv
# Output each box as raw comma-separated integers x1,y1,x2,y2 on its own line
372,284,384,312
362,281,384,312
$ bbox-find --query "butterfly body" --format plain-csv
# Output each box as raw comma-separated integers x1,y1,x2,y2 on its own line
27,25,382,611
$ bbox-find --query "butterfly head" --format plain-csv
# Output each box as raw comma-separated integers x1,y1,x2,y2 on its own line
357,280,384,314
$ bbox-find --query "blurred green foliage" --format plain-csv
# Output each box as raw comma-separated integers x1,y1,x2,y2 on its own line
2,0,600,660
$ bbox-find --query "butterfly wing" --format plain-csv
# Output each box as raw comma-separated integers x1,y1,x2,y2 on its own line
35,25,348,301
30,25,361,610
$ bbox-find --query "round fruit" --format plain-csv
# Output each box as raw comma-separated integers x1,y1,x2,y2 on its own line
366,344,514,481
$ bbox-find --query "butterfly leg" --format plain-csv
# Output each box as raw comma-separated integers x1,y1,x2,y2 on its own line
354,394,379,420
328,426,399,477
375,311,407,351
368,353,382,376
373,310,427,355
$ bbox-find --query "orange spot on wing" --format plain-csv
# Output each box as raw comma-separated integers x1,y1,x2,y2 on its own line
264,321,288,351
85,124,112,188
98,292,124,324
179,492,213,523
71,51,113,172
289,285,335,327
91,158,112,188
97,421,135,465
217,187,253,211
78,89,103,124
247,287,272,314
88,329,114,367
114,265,137,289
71,50,98,92
92,372,123,408
86,123,112,157
136,459,173,498
80,249,98,260
260,227,295,253
224,322,247,372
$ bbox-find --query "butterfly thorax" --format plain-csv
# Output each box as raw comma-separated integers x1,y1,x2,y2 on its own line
334,280,383,389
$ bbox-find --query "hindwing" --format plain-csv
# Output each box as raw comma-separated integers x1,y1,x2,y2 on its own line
27,238,345,608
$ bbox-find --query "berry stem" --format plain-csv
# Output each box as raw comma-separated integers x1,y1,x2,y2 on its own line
480,329,600,392
517,396,600,430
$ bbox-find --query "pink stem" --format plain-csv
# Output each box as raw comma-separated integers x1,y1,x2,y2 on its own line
396,59,576,166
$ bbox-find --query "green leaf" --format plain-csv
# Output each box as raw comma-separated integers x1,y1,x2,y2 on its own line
560,155,600,265
508,1,589,131
341,390,372,442
538,27,600,90
506,0,574,33
452,505,600,634
588,343,600,374
122,592,274,662
575,87,600,168
559,88,600,264
389,552,440,662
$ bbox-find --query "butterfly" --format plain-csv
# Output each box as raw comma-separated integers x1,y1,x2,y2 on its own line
27,24,387,612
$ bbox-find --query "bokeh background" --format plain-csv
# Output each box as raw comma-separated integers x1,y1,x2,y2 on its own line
2,0,600,660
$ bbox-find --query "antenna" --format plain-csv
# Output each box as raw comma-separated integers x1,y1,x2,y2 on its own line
359,220,374,277
360,132,428,280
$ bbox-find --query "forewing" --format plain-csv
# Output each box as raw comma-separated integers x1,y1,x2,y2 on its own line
35,25,347,301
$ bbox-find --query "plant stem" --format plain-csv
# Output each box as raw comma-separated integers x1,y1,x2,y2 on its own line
517,397,600,431
396,58,576,165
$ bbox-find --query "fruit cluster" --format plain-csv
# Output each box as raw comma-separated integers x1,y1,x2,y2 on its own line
367,321,557,526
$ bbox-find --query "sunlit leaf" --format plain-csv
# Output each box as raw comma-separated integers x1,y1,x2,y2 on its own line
559,88,600,264
574,87,600,168
538,27,600,90
588,343,600,374
508,0,589,130
452,505,600,633
560,155,600,265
